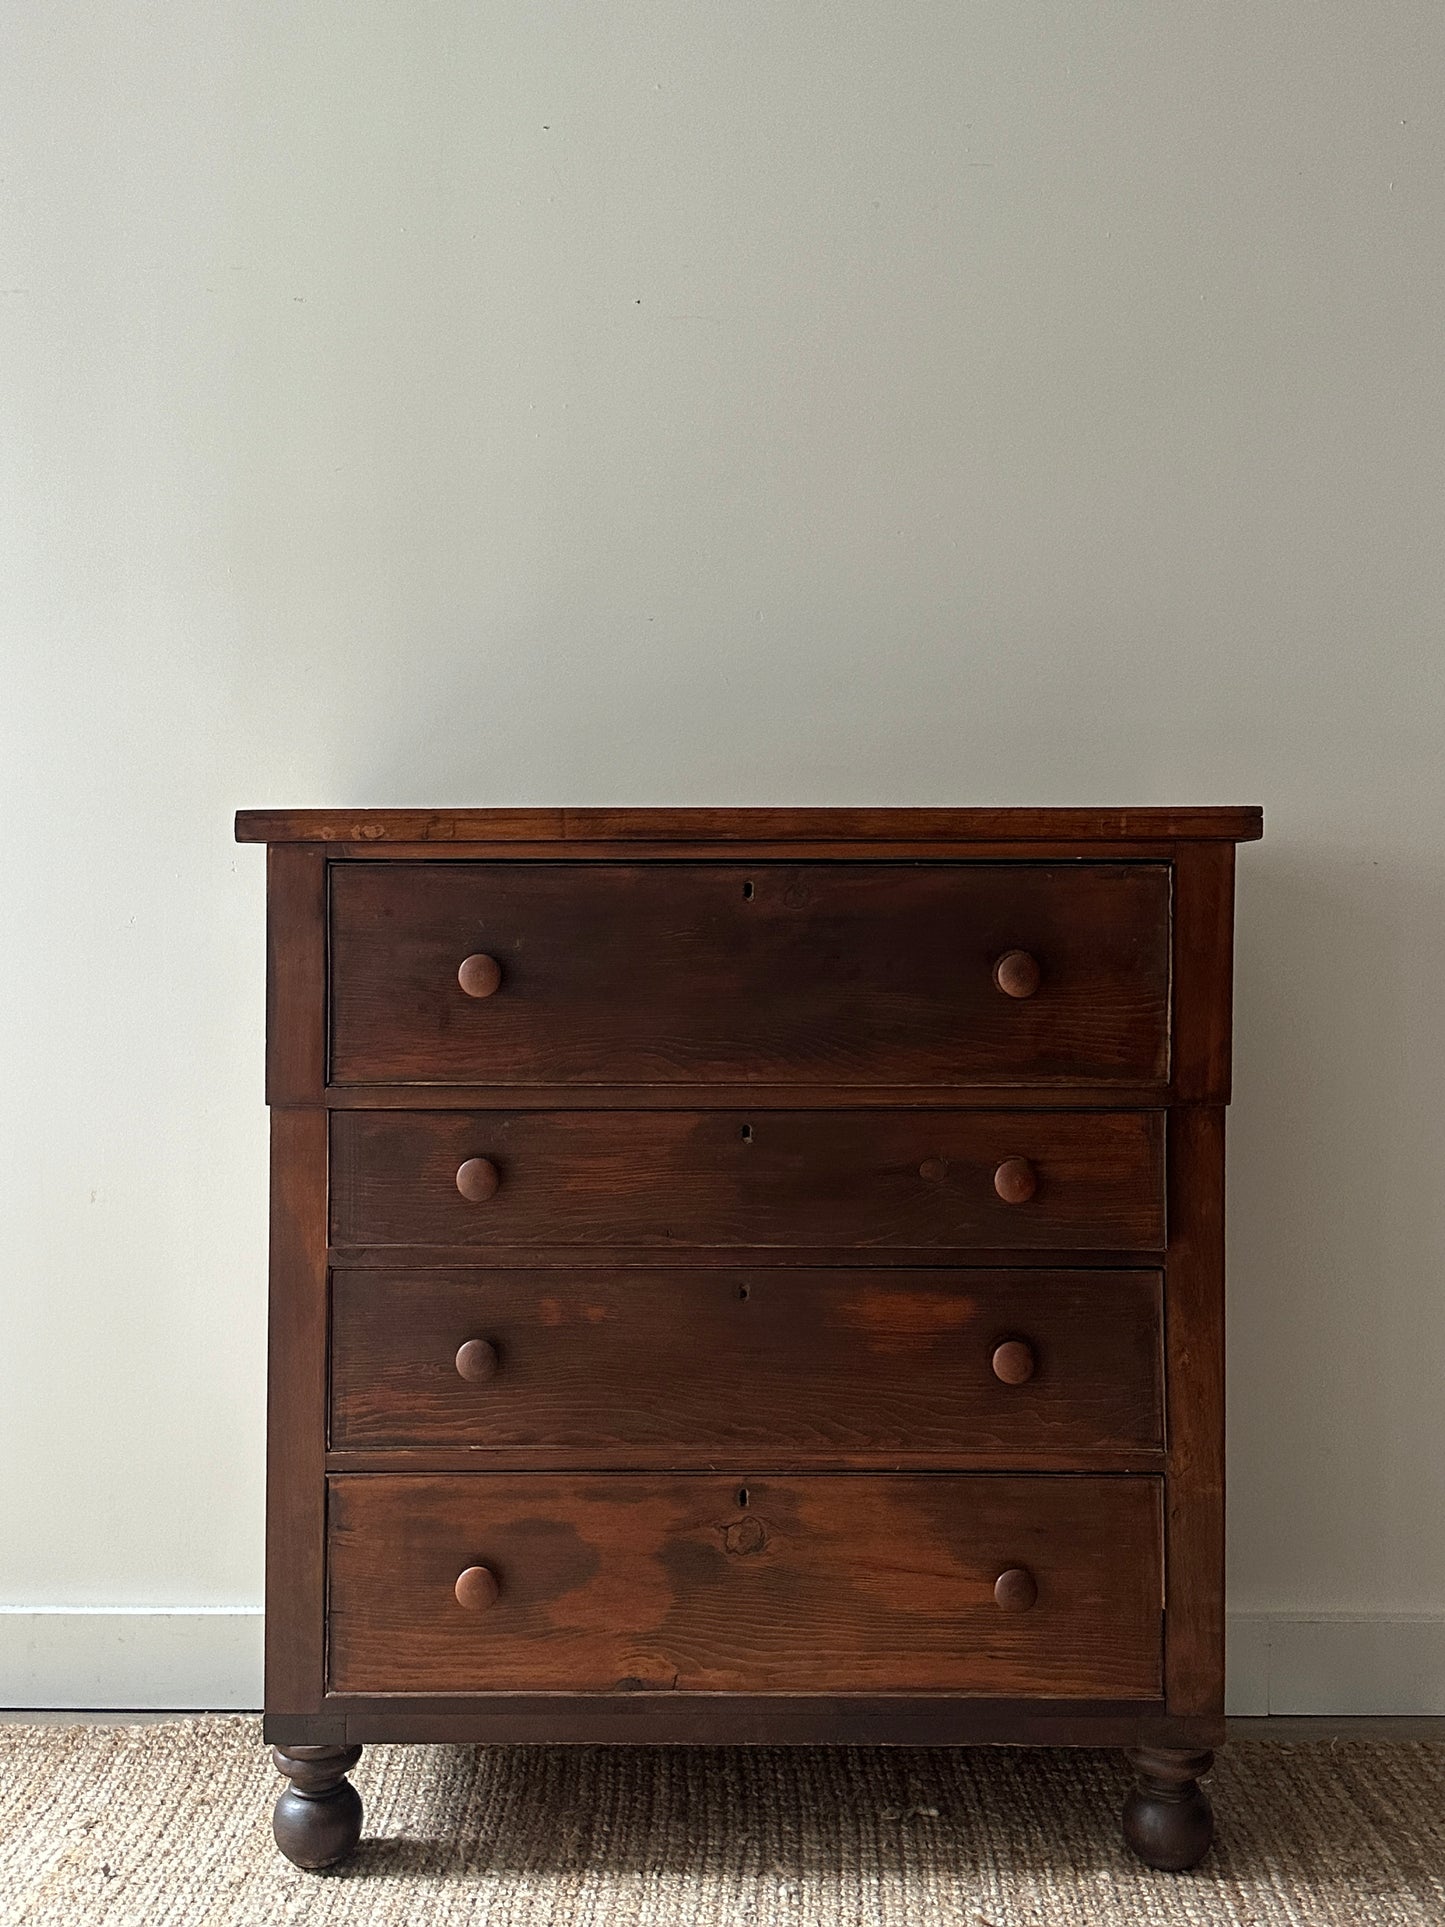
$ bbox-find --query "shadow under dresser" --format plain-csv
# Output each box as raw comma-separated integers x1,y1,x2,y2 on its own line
234,804,1262,1873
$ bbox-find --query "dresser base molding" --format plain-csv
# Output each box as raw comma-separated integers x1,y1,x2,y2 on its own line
264,1699,1222,1751
1122,1746,1216,1871
271,1744,364,1870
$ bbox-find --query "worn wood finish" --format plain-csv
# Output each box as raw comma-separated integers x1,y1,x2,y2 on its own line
261,813,333,1725
269,1696,1219,1751
1163,1105,1227,1718
265,847,326,1106
1171,841,1238,1104
326,1473,1164,1697
328,1267,1164,1458
325,1256,1163,1449
240,802,1257,1871
329,1109,1166,1253
236,805,1264,844
264,1103,329,1723
329,862,1171,1089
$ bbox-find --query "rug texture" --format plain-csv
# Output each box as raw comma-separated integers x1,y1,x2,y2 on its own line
0,1718,1441,1925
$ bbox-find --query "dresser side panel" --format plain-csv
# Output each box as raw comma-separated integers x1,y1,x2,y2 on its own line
265,1107,330,1718
1163,1105,1227,1716
263,846,331,1719
1171,841,1237,1103
265,845,327,1104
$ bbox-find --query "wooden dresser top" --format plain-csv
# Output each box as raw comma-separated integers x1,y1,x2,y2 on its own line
236,806,1263,847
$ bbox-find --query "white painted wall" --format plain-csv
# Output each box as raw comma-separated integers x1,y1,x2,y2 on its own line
2,3,1442,1710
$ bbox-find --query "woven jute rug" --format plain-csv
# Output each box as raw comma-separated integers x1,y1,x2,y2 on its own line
0,1718,1441,1925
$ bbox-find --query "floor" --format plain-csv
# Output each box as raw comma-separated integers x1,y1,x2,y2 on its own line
2,1716,1442,1926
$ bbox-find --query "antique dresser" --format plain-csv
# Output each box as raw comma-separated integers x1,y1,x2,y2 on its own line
235,805,1261,1872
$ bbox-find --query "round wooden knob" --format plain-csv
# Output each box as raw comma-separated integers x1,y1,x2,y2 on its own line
993,949,1041,999
455,1157,500,1202
991,1339,1036,1386
994,1567,1038,1613
993,1156,1037,1205
458,953,503,998
455,1338,500,1383
454,1565,500,1611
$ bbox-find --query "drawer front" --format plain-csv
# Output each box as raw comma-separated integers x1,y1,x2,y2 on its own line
329,1109,1165,1253
326,1473,1163,1696
329,1268,1164,1458
328,862,1170,1088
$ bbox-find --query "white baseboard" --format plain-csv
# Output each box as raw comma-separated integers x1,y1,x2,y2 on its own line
2,1608,1441,1715
1226,1613,1445,1716
0,1608,263,1710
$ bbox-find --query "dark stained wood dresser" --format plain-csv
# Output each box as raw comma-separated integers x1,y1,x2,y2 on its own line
235,806,1262,1873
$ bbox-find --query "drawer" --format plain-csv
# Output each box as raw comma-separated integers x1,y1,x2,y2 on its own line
328,862,1170,1088
329,1268,1164,1459
326,1473,1164,1696
329,1109,1165,1253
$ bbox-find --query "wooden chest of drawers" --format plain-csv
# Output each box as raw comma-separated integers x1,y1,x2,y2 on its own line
236,805,1261,1873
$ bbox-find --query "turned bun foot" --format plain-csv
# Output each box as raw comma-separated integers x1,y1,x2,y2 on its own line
271,1744,364,1870
1122,1746,1215,1871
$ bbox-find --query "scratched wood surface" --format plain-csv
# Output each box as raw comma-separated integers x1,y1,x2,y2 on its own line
326,1473,1164,1697
328,1267,1164,1458
328,862,1170,1088
328,1109,1166,1253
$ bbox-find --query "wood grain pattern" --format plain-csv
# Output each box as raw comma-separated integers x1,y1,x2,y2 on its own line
328,1109,1166,1253
1163,1106,1227,1717
326,1473,1164,1697
1171,841,1238,1103
327,1267,1164,1457
265,1108,328,1719
239,800,1256,1851
301,1697,1214,1752
329,862,1170,1088
265,847,326,1106
236,805,1263,844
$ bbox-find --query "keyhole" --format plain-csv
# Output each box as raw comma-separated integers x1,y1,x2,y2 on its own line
742,880,754,900
740,1122,753,1143
737,1284,750,1300
737,1486,749,1508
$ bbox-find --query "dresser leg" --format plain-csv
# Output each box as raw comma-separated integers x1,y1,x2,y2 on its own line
271,1744,364,1870
1121,1746,1215,1870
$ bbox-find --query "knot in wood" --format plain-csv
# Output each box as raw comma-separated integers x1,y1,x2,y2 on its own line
723,1517,768,1557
